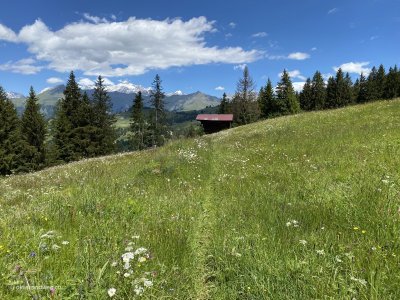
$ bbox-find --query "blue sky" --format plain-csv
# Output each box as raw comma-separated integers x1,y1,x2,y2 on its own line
0,0,399,96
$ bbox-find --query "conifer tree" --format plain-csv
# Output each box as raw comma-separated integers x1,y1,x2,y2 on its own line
0,86,27,175
130,91,150,150
276,70,300,115
366,66,379,101
92,75,116,155
384,66,399,99
21,87,47,170
325,77,336,108
257,87,266,118
150,74,169,146
299,78,312,111
311,71,326,110
376,64,386,99
356,73,368,103
264,79,276,117
219,92,229,114
231,66,259,125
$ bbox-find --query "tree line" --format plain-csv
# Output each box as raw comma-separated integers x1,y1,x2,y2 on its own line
219,64,400,125
0,72,170,175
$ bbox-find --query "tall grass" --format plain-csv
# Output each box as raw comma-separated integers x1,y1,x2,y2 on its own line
1,99,400,299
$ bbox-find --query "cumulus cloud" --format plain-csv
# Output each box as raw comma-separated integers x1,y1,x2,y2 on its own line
0,58,42,74
0,17,262,76
234,64,247,71
252,32,268,38
229,22,236,28
279,69,306,81
83,13,109,24
0,24,18,42
287,52,310,60
292,82,306,92
334,62,371,75
328,8,338,14
46,77,64,84
215,86,225,91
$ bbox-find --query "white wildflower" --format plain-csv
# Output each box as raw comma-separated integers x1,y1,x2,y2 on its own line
52,244,61,251
316,249,325,255
134,247,147,256
138,256,147,263
123,272,130,278
335,256,343,263
134,286,144,296
107,288,116,297
61,241,69,245
121,252,135,269
350,276,367,286
299,240,307,246
125,246,134,251
111,261,118,267
143,279,153,288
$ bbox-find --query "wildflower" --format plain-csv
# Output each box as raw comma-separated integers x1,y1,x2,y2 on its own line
61,241,69,245
138,256,147,263
134,286,144,296
371,247,377,251
353,227,359,231
125,246,134,251
286,221,292,227
316,249,325,256
123,272,130,278
50,287,56,297
143,279,153,288
111,261,118,267
121,252,135,269
52,244,61,251
41,231,56,239
299,240,307,246
134,247,147,256
335,256,343,263
29,251,36,258
362,230,366,234
107,288,116,297
350,276,367,286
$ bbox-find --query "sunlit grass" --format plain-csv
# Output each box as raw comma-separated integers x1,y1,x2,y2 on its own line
1,99,400,299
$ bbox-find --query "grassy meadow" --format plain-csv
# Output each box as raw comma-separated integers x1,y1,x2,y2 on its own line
1,99,400,299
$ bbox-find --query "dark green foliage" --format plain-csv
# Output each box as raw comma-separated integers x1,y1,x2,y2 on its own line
258,79,277,118
366,67,379,101
356,73,368,103
0,86,26,175
231,66,260,125
299,78,312,111
376,64,386,99
150,74,169,146
324,69,352,108
21,87,47,171
130,91,151,150
91,75,116,155
276,70,300,115
325,77,336,108
219,93,229,114
311,71,326,110
384,66,399,99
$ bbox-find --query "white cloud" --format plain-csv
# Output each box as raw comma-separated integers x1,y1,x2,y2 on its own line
234,64,247,71
279,69,307,81
292,82,306,92
83,13,109,24
0,58,42,74
311,47,317,51
0,17,262,77
46,77,64,84
225,33,233,38
287,52,310,60
229,22,236,28
252,32,267,38
0,24,18,42
328,8,338,14
78,78,95,89
334,62,371,75
215,86,225,91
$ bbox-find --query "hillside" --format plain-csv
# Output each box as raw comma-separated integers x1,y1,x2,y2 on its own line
1,100,400,299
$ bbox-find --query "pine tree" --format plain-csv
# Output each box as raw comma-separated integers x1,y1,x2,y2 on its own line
0,86,27,175
130,91,150,150
325,76,336,108
311,71,326,110
264,79,276,118
219,92,229,114
92,75,116,155
21,87,47,170
231,66,260,125
356,73,368,103
150,74,169,146
299,78,312,111
276,69,300,115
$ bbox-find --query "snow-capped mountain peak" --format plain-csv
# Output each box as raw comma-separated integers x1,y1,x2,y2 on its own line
106,81,152,95
167,90,185,96
6,91,25,99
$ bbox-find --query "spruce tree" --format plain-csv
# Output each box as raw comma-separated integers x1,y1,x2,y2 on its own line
356,73,368,103
257,87,266,118
21,87,47,170
92,75,116,155
130,91,150,150
276,70,300,115
231,66,259,125
150,74,168,146
0,86,26,175
264,79,276,117
376,64,386,99
219,92,229,114
366,66,379,101
311,71,326,110
384,66,399,99
325,77,336,108
299,78,312,111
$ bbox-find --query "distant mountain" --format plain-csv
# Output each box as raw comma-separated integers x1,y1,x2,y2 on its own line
9,85,221,117
6,91,25,99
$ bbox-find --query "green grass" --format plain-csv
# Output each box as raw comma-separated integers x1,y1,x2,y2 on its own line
1,99,400,299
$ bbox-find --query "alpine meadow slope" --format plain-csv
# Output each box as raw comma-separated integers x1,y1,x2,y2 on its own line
1,99,400,299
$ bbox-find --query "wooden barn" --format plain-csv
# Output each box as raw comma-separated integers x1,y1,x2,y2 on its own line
196,114,233,134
